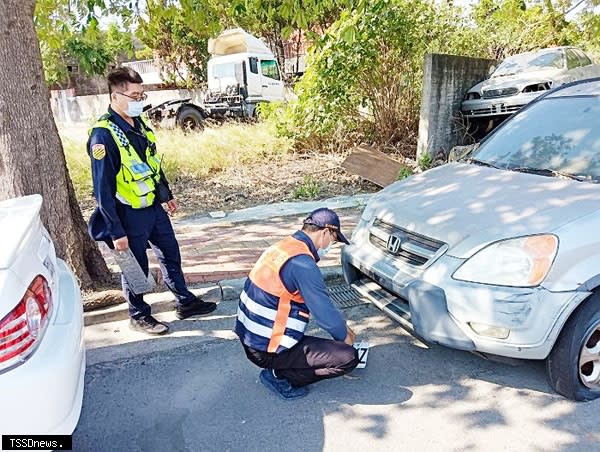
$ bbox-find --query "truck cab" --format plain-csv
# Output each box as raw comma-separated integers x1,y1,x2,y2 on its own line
205,28,285,116
144,28,285,129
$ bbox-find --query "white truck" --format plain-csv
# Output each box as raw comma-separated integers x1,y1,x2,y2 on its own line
146,28,285,129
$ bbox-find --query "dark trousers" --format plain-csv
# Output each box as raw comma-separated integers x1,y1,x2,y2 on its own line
242,336,359,387
118,202,196,319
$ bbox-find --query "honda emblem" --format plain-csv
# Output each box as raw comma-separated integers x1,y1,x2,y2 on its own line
386,234,403,255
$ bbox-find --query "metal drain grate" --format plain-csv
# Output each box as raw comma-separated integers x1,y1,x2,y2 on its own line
328,283,369,309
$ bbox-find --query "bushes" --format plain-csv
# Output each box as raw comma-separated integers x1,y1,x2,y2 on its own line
270,0,474,155
269,0,591,157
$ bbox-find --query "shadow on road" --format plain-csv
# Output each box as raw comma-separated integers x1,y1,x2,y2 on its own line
76,305,600,451
75,339,412,452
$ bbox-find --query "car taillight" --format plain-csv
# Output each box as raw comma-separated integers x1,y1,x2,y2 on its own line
0,275,52,372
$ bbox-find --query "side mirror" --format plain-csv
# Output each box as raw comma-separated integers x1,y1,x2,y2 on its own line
488,65,496,76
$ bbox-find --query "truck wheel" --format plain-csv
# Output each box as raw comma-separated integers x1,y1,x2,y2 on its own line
546,292,600,401
177,106,204,131
245,103,258,119
248,103,259,118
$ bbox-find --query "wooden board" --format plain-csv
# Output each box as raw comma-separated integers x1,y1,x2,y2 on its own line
341,144,403,187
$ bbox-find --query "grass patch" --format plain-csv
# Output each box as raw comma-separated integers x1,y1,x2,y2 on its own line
62,135,94,201
61,122,293,201
292,175,322,200
396,166,413,180
418,153,432,171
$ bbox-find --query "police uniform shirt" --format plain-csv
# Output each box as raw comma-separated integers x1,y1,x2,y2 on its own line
87,107,172,241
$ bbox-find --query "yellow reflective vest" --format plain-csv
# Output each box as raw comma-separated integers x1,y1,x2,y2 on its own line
91,115,162,208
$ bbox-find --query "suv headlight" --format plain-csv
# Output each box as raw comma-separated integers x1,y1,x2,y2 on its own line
452,234,558,287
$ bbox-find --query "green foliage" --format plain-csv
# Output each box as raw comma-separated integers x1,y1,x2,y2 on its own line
255,101,281,120
470,0,583,60
64,25,113,77
277,0,471,151
105,23,135,60
579,9,600,60
254,101,292,136
292,175,322,199
134,0,350,86
134,46,155,60
396,166,413,180
39,46,69,87
136,1,221,87
35,1,135,86
37,0,600,156
418,153,432,171
271,0,599,155
229,0,350,72
35,0,72,85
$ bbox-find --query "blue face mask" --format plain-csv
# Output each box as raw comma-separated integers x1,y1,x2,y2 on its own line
317,242,333,259
126,100,145,117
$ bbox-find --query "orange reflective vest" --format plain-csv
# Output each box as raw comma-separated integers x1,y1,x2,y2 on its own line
235,236,313,353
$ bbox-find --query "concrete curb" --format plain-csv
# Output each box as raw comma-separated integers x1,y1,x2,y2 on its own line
84,265,344,327
174,193,372,227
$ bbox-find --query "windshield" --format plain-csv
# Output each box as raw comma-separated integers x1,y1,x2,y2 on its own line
470,95,600,182
492,51,564,77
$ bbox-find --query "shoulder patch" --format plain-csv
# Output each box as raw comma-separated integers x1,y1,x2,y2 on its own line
92,143,106,160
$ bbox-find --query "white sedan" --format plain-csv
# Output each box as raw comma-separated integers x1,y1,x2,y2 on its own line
461,46,600,119
0,195,85,441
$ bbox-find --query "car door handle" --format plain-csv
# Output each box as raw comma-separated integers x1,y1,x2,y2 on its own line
262,85,268,88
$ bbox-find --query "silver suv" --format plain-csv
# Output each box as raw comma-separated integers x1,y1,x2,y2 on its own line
343,78,600,401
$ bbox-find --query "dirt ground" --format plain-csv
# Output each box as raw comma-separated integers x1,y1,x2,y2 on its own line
79,149,383,307
79,150,382,221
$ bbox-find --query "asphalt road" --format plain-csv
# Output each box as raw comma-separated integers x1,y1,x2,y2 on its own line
75,300,600,452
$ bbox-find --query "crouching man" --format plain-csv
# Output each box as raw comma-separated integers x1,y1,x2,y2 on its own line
235,208,359,399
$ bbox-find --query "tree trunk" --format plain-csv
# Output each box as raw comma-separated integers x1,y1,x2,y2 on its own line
295,29,302,75
265,29,287,80
0,0,110,290
274,34,286,79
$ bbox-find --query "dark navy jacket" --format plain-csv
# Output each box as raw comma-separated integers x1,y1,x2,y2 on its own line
277,231,347,341
87,107,172,243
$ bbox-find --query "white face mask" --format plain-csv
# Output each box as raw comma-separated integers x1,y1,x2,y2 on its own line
126,100,145,117
317,242,333,259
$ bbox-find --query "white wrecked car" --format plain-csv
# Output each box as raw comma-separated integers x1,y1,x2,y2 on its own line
461,46,600,119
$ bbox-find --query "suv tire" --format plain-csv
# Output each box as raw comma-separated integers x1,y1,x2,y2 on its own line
546,292,600,401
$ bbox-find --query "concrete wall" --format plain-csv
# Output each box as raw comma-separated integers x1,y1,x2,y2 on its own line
49,73,109,97
417,53,495,161
51,88,206,126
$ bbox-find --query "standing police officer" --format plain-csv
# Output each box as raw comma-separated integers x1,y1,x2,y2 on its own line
87,67,216,335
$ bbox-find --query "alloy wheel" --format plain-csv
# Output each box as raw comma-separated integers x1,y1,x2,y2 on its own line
579,319,600,389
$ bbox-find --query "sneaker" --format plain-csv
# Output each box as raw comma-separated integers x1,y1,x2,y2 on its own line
259,369,309,400
129,316,169,335
175,297,217,320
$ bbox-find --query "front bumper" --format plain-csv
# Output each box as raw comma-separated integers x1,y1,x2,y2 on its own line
461,91,544,118
0,259,85,438
342,232,589,360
